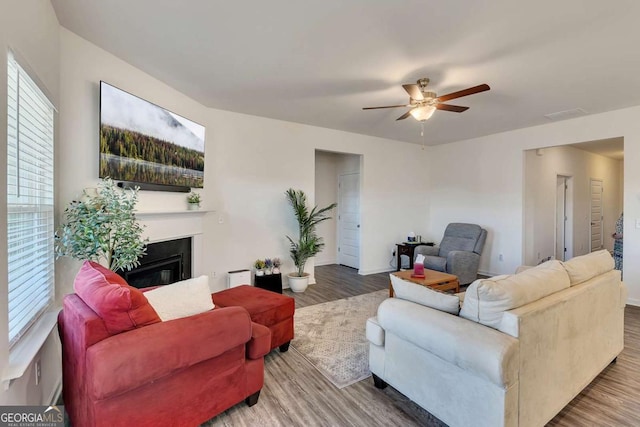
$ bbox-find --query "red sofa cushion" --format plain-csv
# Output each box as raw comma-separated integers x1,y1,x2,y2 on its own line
74,261,161,334
214,285,295,325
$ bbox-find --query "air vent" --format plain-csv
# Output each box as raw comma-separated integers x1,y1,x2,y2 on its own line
544,108,588,121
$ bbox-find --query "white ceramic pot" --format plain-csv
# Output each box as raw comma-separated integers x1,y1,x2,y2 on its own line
187,202,200,211
255,269,264,276
288,273,309,293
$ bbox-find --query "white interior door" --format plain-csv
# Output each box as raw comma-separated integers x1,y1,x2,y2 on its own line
338,173,360,269
556,176,567,261
590,178,604,252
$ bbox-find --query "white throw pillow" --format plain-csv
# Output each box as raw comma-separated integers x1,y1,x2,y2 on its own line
144,275,214,321
389,274,460,315
460,260,570,329
562,250,614,286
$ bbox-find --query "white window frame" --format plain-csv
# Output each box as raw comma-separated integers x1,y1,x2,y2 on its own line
6,50,56,350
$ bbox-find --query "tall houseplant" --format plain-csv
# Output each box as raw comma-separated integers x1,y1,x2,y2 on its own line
285,188,336,292
55,178,147,271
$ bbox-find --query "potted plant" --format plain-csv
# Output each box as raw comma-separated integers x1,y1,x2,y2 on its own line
285,188,337,293
55,178,147,271
254,259,266,276
264,258,273,274
272,257,281,274
187,192,201,210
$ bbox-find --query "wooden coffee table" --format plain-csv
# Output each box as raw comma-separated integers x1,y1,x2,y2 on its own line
390,270,460,297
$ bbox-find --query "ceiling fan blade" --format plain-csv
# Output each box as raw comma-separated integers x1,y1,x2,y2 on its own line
436,103,469,113
437,84,490,102
402,84,424,101
396,110,414,121
362,104,412,110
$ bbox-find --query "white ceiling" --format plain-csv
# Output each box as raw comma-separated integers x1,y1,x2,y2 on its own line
50,0,640,146
570,137,624,160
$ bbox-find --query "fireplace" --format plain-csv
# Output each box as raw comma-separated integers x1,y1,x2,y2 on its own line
119,237,192,288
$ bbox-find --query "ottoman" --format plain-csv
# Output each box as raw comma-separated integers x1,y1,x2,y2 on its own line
213,285,295,352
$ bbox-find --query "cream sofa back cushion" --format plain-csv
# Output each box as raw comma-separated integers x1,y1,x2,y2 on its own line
460,260,570,329
562,249,614,286
390,274,460,315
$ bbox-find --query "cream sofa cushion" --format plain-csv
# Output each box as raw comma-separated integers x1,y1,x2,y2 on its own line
562,249,614,286
460,260,570,329
145,275,214,321
390,274,460,314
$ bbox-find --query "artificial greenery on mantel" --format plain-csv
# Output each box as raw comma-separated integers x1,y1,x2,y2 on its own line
55,178,147,271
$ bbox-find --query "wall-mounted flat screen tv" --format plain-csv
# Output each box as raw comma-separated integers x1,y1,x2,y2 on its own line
99,81,205,188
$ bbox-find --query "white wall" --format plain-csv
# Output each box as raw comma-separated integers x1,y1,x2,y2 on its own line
314,151,339,265
524,145,623,265
428,106,640,305
56,28,213,295
0,0,61,406
57,29,430,296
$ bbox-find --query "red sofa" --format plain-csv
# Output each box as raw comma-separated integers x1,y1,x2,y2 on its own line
59,262,271,427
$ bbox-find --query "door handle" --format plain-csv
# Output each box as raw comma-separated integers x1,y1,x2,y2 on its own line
357,224,360,228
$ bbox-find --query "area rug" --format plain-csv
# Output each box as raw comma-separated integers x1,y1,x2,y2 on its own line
291,289,388,389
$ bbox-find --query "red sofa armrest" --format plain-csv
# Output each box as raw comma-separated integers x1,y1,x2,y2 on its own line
247,322,271,360
86,306,252,400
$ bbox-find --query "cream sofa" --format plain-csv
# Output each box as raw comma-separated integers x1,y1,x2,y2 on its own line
367,250,626,427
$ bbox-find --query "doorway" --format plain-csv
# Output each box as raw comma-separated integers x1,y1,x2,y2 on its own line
314,150,362,269
338,173,360,268
590,178,604,252
523,138,622,265
555,176,573,261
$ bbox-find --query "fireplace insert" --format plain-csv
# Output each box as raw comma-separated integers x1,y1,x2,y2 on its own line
119,237,192,288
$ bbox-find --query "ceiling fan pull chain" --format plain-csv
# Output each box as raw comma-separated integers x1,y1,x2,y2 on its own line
421,122,426,150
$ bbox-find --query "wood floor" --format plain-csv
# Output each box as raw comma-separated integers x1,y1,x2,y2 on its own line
207,265,640,426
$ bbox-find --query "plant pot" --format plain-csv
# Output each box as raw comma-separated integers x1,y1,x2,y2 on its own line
272,267,280,274
187,202,200,211
255,269,264,276
288,273,309,293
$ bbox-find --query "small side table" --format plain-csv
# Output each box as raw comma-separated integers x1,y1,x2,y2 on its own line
396,242,434,271
254,273,283,294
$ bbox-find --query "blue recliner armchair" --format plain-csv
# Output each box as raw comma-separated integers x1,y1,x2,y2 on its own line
415,223,487,285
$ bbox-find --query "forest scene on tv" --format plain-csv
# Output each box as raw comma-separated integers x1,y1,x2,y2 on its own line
100,82,205,188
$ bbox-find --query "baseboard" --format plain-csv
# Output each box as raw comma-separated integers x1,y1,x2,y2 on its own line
626,297,640,307
358,267,395,275
315,259,337,267
49,375,62,405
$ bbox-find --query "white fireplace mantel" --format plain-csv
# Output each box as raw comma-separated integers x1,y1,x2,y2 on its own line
135,209,211,243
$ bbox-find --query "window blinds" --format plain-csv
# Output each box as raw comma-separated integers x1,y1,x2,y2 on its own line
7,52,55,347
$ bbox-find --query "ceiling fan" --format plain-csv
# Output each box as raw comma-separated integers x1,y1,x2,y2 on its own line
363,78,490,121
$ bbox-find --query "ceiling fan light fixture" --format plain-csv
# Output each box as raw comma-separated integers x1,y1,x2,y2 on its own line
410,105,436,121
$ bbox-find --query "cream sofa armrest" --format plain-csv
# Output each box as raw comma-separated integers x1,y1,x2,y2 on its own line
499,311,519,337
366,317,384,346
377,298,519,388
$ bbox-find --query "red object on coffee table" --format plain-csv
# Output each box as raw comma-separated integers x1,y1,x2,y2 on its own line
413,262,425,277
